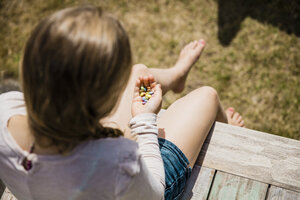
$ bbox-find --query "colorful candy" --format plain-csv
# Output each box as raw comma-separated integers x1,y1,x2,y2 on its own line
139,85,154,105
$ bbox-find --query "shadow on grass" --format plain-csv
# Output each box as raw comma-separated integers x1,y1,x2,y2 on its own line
217,0,300,46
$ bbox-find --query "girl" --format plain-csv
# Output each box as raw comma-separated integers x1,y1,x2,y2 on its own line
0,5,245,200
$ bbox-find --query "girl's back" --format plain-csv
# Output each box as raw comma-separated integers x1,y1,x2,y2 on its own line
0,92,142,199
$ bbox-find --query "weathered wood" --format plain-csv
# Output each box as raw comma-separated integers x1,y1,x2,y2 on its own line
267,186,300,200
181,166,215,200
0,188,17,200
208,171,268,200
196,122,300,192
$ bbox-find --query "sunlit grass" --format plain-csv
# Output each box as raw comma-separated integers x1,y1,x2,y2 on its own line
0,0,299,139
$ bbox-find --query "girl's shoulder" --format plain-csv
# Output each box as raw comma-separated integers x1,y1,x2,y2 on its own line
0,91,26,127
0,91,24,101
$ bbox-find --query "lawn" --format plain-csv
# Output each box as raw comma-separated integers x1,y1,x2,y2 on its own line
0,0,299,139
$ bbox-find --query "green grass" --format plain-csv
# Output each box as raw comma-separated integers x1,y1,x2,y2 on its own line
0,0,299,140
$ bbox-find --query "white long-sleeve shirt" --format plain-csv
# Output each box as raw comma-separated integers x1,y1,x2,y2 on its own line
0,91,165,200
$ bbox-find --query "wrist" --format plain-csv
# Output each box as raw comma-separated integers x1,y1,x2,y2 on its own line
132,111,155,118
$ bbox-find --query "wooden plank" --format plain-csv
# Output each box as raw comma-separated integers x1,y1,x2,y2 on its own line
196,122,300,192
181,166,215,200
208,171,268,200
0,188,17,200
266,186,300,200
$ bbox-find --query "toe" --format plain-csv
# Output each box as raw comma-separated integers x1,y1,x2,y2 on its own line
199,39,205,45
240,120,246,127
237,116,242,123
238,119,246,128
197,39,205,48
226,107,234,119
226,107,246,127
233,112,240,121
195,40,205,53
227,107,235,112
192,40,198,49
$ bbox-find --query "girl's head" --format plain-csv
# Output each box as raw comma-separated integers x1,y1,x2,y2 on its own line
22,5,132,153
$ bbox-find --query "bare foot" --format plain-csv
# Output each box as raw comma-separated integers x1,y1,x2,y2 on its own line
172,39,205,93
225,107,245,127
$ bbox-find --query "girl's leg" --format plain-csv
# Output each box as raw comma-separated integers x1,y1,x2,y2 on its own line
157,86,226,167
101,38,245,168
154,41,245,166
101,40,206,138
157,87,245,167
153,39,245,166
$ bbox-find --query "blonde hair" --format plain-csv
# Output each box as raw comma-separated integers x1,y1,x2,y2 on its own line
21,5,132,153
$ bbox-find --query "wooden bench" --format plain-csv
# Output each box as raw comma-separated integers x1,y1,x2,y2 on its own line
181,122,300,199
1,122,300,199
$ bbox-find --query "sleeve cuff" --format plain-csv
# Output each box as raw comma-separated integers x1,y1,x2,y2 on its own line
129,113,158,136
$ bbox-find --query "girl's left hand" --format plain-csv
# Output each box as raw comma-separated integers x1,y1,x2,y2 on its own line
131,74,162,117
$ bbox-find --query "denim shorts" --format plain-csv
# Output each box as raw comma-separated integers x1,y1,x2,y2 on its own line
158,138,192,200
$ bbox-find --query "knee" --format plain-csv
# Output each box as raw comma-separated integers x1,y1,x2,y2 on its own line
132,64,149,75
194,86,218,102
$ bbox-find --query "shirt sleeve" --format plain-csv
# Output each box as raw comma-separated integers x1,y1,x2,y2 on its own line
118,113,165,200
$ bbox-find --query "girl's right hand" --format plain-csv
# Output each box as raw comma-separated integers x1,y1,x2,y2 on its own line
131,74,162,117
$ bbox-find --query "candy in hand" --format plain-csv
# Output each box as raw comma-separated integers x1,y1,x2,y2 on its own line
139,85,154,105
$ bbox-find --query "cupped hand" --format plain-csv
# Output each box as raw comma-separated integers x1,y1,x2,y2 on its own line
131,74,162,117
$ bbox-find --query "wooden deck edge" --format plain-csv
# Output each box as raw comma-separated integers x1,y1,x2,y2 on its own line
181,166,300,200
195,122,300,193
